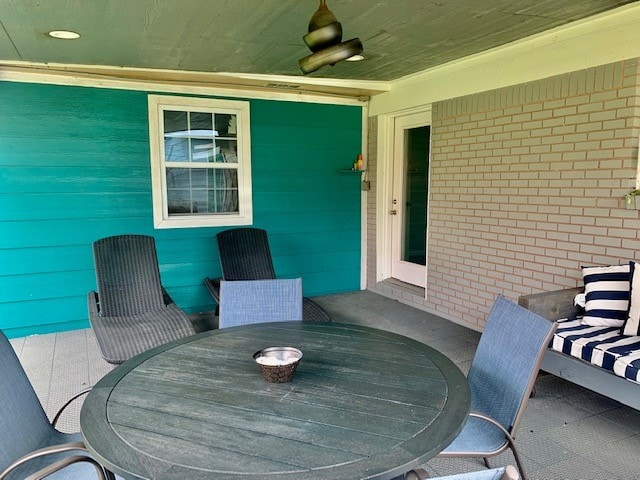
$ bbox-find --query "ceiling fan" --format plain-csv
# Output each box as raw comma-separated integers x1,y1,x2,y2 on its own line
298,0,364,75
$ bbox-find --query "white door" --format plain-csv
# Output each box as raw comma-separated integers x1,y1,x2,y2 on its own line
390,112,431,287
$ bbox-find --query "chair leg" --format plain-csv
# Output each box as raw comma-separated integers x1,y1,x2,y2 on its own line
104,468,117,480
465,411,528,480
508,441,528,480
404,468,430,479
501,465,521,480
483,457,491,469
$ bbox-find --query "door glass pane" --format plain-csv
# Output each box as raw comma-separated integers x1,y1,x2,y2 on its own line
402,126,430,266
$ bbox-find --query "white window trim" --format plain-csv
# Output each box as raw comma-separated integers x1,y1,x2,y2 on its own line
148,94,252,229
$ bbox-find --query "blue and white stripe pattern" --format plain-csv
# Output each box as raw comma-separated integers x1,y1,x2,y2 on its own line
623,261,640,336
552,317,640,383
581,264,630,327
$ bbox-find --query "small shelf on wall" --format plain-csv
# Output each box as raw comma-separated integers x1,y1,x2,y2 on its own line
337,169,365,174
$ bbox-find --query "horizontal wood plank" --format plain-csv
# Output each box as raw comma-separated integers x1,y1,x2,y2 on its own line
81,322,470,480
0,81,362,337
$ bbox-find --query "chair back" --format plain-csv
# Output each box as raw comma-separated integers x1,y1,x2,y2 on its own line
0,330,54,472
92,235,165,316
216,228,277,281
219,278,303,328
467,295,557,436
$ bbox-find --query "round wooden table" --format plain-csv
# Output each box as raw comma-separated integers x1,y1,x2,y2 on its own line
81,322,470,480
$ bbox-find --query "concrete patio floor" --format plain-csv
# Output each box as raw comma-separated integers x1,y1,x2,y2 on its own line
10,290,640,480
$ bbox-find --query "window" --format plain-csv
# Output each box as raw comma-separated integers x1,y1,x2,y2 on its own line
148,95,252,228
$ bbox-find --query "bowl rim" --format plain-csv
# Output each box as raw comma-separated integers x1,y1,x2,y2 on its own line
253,346,303,362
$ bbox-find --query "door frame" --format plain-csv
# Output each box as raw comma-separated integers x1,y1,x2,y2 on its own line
375,106,432,287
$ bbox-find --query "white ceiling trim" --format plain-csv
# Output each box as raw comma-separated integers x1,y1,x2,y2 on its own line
211,70,389,93
0,62,384,106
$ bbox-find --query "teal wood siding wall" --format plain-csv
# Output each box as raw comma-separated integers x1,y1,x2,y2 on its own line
0,81,362,338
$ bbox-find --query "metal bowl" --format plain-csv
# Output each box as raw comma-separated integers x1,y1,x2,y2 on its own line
253,347,303,383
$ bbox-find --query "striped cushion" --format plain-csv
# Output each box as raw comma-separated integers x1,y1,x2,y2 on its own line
614,353,640,382
581,264,630,327
551,317,640,383
623,261,640,336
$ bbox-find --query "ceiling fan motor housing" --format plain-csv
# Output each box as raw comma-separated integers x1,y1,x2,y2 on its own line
303,22,343,52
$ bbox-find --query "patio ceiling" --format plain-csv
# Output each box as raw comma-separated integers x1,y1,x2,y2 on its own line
0,0,637,97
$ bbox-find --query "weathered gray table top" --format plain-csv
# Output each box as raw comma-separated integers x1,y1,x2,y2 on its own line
81,322,470,480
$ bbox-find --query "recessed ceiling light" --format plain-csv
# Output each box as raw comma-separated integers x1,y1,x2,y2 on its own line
345,54,365,62
48,30,80,40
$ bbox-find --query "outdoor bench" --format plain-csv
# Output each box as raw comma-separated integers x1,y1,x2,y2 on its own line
519,287,640,411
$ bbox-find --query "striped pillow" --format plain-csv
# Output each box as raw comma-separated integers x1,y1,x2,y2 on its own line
623,261,640,336
581,264,630,328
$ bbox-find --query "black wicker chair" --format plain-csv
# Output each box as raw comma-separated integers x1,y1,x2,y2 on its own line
204,228,332,322
88,235,196,364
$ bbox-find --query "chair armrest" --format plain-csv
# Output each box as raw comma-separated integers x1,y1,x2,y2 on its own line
468,411,515,440
518,287,584,321
161,286,175,306
51,388,91,427
24,455,107,480
87,291,101,319
90,288,176,314
204,277,221,303
0,442,105,480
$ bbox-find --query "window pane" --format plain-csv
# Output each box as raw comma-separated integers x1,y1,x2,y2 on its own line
402,126,429,266
192,139,236,164
189,112,214,162
206,169,238,213
164,110,189,162
164,110,187,134
165,137,189,161
217,139,238,164
215,114,237,137
189,112,213,134
190,168,209,188
166,168,238,215
166,168,190,189
191,138,216,162
167,188,192,214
